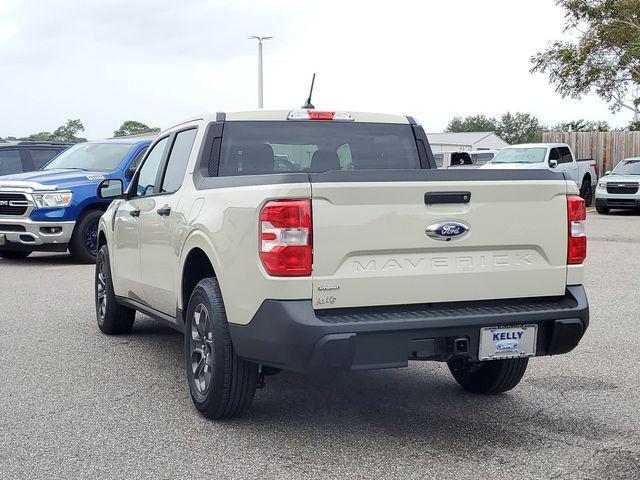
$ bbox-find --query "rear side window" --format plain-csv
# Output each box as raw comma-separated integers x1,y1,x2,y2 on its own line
29,149,60,169
0,149,23,175
218,122,420,176
162,128,197,193
450,152,472,166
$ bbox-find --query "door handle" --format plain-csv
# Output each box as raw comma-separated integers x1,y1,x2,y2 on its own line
129,210,140,217
157,206,171,216
425,191,471,204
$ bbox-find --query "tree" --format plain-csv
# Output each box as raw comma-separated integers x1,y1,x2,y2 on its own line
628,120,640,130
550,119,610,131
446,114,498,133
52,119,86,142
21,119,87,143
531,0,640,120
113,120,160,137
496,112,544,144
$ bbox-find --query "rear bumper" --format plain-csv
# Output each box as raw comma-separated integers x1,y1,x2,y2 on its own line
230,285,589,373
0,218,74,251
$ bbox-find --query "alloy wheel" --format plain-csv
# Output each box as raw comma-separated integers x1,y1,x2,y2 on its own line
85,222,98,256
191,304,214,395
96,257,107,323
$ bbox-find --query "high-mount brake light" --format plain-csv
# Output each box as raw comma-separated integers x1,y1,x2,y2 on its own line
259,199,312,276
567,195,587,264
287,110,354,121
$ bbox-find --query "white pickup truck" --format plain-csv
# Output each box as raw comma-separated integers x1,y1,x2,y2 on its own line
94,110,589,419
482,143,598,205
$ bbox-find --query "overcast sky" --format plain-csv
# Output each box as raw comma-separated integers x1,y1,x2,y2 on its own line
0,0,631,139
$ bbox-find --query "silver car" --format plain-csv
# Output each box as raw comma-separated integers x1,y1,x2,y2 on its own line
595,157,640,214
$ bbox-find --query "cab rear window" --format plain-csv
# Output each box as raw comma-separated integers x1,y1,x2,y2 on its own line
218,121,420,176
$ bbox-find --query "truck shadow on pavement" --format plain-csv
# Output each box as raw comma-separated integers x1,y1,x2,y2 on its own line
126,316,619,456
0,253,82,267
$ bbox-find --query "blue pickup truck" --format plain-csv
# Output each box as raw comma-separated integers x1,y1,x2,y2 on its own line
0,135,154,262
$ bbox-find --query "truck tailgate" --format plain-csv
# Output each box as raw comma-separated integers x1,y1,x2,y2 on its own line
310,171,569,309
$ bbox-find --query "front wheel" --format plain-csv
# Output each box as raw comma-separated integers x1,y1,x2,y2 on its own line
95,245,136,335
185,278,258,419
69,209,103,264
579,179,593,206
0,250,31,260
448,357,529,394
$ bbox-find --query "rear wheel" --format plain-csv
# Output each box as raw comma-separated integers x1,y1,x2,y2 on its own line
596,205,610,214
69,209,103,264
95,245,136,335
0,250,31,260
579,179,593,206
448,357,529,394
185,278,258,419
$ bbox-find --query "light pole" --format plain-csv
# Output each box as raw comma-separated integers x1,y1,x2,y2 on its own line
249,36,272,109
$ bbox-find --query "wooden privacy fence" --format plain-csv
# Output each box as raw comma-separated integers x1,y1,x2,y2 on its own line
543,131,640,174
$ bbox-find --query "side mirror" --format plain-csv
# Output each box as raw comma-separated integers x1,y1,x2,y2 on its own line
97,179,124,199
604,170,611,176
549,159,558,168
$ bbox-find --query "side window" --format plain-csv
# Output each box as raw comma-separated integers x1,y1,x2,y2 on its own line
135,137,169,197
549,148,560,162
471,153,494,165
161,129,197,193
336,144,354,170
558,147,572,164
0,150,23,175
29,149,60,169
129,147,148,171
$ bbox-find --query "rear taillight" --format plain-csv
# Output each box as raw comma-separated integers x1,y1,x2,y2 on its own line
259,199,312,276
567,195,586,264
594,162,600,179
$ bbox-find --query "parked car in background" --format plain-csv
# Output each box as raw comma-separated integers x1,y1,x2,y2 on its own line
595,157,640,214
434,150,499,169
95,110,588,419
0,134,153,262
0,141,72,176
482,143,598,205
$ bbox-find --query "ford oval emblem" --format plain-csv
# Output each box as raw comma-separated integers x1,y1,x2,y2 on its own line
425,221,470,241
496,340,519,351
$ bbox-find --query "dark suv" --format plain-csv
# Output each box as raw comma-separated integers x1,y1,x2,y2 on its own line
0,142,73,176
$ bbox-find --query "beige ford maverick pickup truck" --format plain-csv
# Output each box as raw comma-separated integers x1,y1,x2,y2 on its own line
95,110,589,418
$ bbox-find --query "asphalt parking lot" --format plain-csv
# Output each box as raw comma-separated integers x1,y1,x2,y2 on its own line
1,211,639,480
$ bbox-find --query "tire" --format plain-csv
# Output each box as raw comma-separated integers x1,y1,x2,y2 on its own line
596,205,610,214
185,278,258,419
95,245,135,335
448,357,529,394
69,209,103,264
0,250,31,260
579,179,593,207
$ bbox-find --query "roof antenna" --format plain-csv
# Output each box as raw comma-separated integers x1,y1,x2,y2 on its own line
302,73,316,109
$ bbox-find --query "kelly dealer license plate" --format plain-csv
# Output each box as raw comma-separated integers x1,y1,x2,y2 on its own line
479,325,537,361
